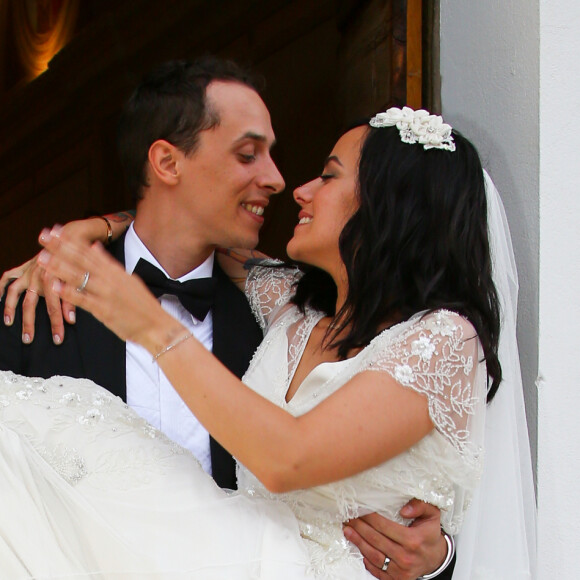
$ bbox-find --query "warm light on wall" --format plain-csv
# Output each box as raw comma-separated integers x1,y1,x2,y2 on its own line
11,0,79,81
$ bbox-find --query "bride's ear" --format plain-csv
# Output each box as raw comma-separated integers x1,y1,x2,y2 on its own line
148,140,180,185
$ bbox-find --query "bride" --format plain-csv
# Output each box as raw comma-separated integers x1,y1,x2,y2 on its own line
0,109,528,578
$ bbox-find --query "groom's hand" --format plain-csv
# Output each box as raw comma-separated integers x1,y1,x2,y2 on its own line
344,500,449,579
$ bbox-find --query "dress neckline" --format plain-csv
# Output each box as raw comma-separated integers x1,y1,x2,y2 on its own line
282,308,428,405
284,309,325,404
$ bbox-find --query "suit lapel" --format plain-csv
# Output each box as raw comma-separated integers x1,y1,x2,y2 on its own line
211,263,262,378
210,262,263,489
75,238,127,400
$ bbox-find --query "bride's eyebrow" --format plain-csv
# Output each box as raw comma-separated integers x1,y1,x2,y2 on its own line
324,155,343,167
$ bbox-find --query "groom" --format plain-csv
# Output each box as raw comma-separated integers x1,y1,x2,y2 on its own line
0,57,278,490
0,58,453,579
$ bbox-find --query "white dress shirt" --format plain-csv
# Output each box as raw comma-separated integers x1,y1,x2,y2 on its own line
124,224,214,475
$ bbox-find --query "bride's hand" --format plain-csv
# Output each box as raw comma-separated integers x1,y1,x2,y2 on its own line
0,254,76,345
37,226,177,350
0,215,133,345
0,218,111,344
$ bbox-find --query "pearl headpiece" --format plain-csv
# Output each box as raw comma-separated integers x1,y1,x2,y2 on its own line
369,106,456,152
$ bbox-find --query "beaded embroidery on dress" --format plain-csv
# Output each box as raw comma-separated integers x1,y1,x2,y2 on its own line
0,372,311,579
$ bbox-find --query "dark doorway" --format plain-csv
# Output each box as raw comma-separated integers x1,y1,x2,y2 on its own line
0,0,436,269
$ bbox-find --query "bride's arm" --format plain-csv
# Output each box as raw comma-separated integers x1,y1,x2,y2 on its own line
0,211,134,344
39,229,442,490
41,228,471,579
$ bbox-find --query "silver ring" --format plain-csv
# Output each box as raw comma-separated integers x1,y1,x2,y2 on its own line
76,271,90,293
381,555,390,572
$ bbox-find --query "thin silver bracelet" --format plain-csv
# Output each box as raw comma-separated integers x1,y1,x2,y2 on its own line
417,531,455,579
152,332,193,361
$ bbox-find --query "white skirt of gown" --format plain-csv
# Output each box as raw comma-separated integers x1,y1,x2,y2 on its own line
0,371,314,579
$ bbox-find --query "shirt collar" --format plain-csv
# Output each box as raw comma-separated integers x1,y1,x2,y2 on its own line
124,223,215,282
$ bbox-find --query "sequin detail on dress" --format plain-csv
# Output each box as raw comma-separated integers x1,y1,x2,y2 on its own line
245,261,303,331
0,372,188,489
361,310,481,458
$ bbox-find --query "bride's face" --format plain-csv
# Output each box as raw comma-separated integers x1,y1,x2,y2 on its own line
286,126,367,277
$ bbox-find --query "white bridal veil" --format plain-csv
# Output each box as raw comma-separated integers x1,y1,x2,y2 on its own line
452,172,537,579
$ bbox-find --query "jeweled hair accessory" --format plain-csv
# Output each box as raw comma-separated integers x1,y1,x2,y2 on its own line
369,106,456,152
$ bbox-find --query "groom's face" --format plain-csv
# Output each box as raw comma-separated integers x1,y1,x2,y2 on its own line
176,80,285,250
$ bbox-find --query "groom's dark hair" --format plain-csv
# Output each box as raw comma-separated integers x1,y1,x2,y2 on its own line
117,56,260,200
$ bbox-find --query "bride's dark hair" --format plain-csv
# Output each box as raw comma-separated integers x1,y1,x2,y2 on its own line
292,122,502,401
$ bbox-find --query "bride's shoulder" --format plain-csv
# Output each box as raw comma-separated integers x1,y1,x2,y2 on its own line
416,309,477,339
246,259,303,288
361,309,481,369
245,261,304,330
359,310,486,456
379,309,477,344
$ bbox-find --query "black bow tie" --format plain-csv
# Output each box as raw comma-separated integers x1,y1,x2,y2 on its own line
133,258,217,322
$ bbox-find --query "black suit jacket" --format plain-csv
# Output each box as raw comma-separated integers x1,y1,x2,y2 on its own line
0,238,262,489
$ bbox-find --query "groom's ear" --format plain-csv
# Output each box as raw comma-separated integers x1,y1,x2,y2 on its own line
148,140,180,185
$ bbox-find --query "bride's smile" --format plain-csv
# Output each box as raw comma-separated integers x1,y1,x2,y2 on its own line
286,126,366,284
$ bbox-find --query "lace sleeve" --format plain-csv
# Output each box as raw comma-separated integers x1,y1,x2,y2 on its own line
363,310,486,457
245,261,304,331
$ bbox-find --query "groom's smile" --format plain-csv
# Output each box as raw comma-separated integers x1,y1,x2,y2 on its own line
176,81,285,252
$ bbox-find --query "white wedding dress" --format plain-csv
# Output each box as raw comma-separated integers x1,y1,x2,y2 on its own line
0,265,486,579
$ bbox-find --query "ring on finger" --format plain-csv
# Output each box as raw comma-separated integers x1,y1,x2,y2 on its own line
26,289,39,296
381,555,390,572
76,271,90,293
